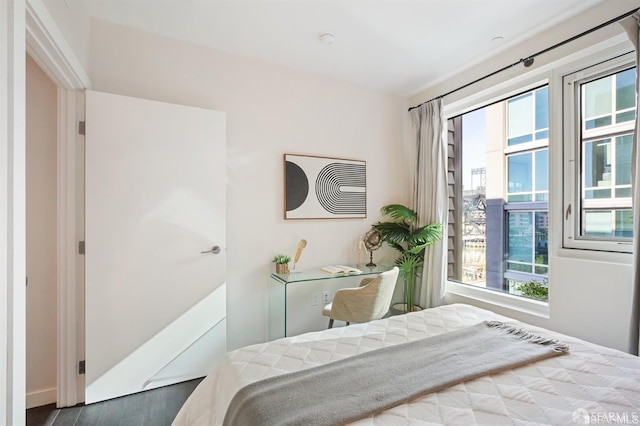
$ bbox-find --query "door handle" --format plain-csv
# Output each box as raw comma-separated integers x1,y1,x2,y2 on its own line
201,246,221,255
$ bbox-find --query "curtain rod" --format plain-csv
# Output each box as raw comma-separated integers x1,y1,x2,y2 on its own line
408,7,639,112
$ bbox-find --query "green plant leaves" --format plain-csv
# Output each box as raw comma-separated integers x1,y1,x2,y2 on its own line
372,204,443,311
371,222,411,247
379,204,418,226
396,253,423,271
410,223,442,246
515,280,549,301
272,254,291,264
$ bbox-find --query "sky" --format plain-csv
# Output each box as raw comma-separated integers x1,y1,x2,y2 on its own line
461,108,487,190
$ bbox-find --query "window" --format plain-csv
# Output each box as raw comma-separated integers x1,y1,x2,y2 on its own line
443,40,635,310
563,54,636,252
504,87,549,292
448,86,549,301
507,87,549,146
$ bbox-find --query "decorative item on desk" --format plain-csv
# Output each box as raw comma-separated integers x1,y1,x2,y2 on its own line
272,254,291,274
321,265,362,275
363,229,383,267
291,239,307,273
353,238,367,268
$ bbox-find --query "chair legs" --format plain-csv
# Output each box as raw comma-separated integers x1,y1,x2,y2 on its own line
327,319,351,328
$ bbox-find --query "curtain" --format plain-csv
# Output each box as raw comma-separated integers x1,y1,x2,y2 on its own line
409,99,448,309
621,12,640,355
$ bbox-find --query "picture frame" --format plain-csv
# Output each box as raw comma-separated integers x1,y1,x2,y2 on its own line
284,154,367,219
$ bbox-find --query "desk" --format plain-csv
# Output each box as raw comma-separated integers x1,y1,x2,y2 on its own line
269,265,393,340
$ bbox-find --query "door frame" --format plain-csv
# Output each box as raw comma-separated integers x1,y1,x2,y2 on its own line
25,0,91,408
1,0,26,422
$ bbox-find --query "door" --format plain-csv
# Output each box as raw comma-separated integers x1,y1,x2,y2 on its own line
84,91,226,404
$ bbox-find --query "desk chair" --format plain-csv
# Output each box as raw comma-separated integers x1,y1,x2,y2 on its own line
322,266,399,328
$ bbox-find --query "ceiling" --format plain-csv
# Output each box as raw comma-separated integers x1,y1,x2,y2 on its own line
78,0,608,96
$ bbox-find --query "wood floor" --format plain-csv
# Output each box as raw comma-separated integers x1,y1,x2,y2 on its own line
26,378,203,426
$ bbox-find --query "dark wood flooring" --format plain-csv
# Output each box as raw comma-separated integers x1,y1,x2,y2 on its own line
26,378,203,426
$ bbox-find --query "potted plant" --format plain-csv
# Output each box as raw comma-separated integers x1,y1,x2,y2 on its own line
372,204,442,313
272,254,292,274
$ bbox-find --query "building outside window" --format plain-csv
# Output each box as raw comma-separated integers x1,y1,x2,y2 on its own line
578,67,634,239
449,86,549,300
445,49,636,303
563,56,636,252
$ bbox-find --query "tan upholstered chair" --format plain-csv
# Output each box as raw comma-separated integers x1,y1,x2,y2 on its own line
322,266,399,328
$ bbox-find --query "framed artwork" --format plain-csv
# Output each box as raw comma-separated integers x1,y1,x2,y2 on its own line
284,154,367,219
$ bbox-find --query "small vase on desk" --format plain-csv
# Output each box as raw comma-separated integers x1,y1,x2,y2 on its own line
275,263,289,274
352,239,367,269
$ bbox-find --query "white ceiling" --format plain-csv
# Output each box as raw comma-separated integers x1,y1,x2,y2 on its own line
79,0,608,96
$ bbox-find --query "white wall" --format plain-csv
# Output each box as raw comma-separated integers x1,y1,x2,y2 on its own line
411,1,640,353
88,20,410,350
25,54,58,408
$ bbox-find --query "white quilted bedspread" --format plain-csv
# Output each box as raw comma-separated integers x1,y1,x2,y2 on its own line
173,304,640,425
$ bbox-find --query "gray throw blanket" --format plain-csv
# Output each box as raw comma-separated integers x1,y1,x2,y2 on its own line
223,321,569,426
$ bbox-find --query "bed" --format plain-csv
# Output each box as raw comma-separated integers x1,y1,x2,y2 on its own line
173,303,640,425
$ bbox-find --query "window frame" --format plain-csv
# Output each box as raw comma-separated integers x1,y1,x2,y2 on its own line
562,51,636,253
449,84,551,299
441,34,634,315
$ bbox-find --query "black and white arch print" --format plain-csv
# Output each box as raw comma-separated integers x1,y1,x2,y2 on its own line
284,154,366,219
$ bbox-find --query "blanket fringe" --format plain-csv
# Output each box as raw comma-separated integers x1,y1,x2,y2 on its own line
486,321,570,353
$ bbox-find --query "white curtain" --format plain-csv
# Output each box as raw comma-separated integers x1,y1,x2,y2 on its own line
621,12,640,356
409,99,448,308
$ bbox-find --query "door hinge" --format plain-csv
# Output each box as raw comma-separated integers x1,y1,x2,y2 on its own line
79,360,85,375
79,241,85,255
79,121,86,136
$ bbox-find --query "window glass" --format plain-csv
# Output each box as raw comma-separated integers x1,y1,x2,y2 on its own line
508,93,533,145
583,210,612,237
508,153,532,201
534,211,549,275
585,76,612,120
615,210,634,238
535,87,549,131
505,210,548,276
583,209,633,238
460,110,486,287
454,86,548,301
573,65,635,246
616,188,632,197
535,149,548,199
507,211,533,266
616,68,635,111
583,139,611,191
616,134,632,185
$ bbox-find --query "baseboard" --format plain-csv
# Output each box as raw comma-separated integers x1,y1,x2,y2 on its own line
26,387,56,409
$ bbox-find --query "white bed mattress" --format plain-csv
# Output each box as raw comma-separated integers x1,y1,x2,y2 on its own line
173,303,640,425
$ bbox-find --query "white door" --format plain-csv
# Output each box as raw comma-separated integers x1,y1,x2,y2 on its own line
84,91,226,404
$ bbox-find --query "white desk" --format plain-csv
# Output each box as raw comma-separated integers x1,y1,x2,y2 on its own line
269,265,393,340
